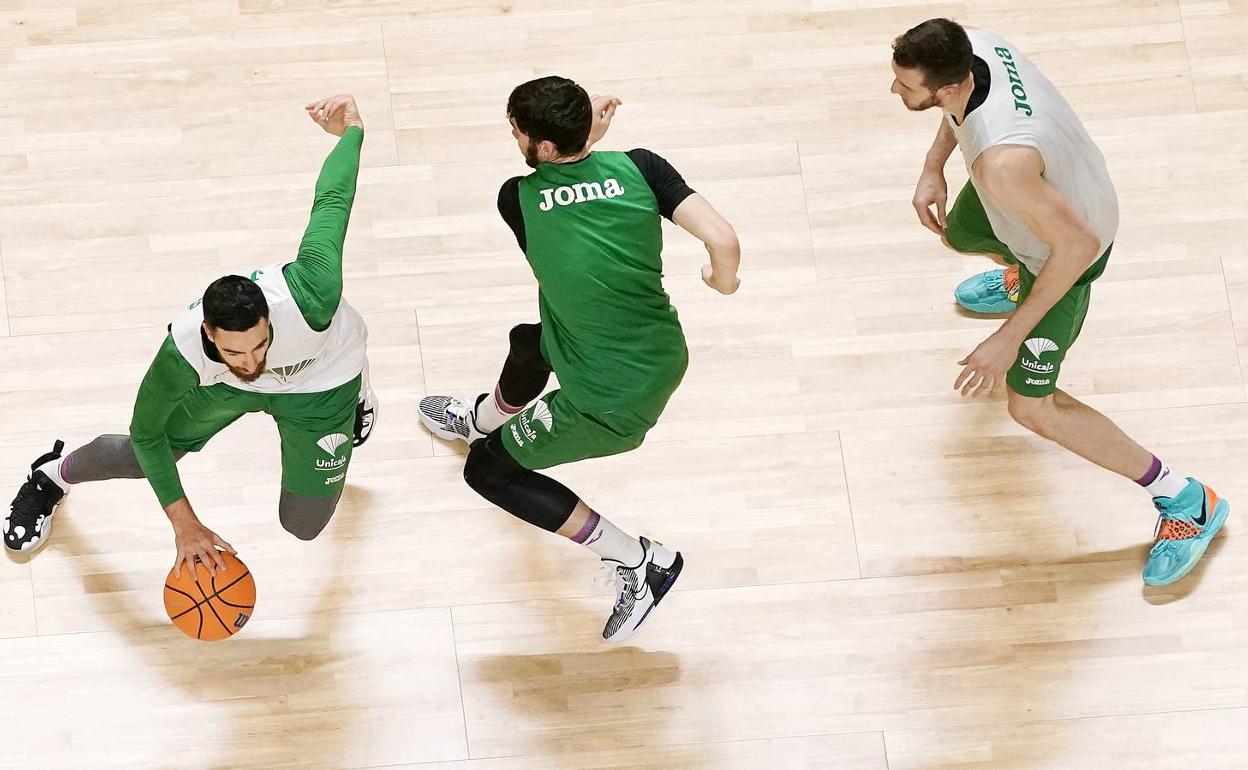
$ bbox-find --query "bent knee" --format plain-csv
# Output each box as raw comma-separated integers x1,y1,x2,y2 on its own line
1006,391,1055,433
464,438,512,498
278,493,339,541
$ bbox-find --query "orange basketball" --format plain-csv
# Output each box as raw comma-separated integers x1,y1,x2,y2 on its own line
163,551,256,641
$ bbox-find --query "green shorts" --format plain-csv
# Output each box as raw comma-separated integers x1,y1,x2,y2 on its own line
500,380,684,471
164,375,361,499
945,182,1111,398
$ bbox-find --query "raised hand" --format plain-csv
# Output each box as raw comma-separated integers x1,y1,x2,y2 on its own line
305,94,364,137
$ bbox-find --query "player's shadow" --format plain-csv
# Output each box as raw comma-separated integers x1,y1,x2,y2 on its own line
52,488,373,770
467,636,682,763
903,427,1230,766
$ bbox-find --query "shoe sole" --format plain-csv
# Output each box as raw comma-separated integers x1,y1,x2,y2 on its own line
4,497,63,556
604,552,684,645
955,297,1019,314
1143,499,1230,586
418,394,478,445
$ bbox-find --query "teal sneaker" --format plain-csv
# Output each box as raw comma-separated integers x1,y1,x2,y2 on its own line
1143,478,1229,586
954,266,1020,314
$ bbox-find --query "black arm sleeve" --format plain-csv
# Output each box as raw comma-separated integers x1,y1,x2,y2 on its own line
626,148,696,220
497,176,527,253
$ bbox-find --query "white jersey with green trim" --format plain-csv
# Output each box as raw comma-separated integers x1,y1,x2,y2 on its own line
950,28,1119,275
170,262,367,394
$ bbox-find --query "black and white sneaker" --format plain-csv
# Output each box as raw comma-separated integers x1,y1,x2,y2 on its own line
5,440,68,554
602,536,684,644
353,379,379,448
418,393,487,445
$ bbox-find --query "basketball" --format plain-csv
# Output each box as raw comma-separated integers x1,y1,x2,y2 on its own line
163,551,256,641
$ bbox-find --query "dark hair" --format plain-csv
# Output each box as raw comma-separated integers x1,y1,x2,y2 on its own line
202,275,269,331
506,76,592,156
892,19,973,90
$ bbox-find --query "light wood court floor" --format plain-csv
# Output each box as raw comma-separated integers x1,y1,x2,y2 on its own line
1,1,1246,768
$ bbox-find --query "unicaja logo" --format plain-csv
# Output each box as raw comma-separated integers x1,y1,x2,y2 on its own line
1024,338,1059,359
532,400,554,432
317,433,349,456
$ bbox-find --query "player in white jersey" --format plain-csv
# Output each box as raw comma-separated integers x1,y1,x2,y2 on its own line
890,19,1228,586
4,95,378,577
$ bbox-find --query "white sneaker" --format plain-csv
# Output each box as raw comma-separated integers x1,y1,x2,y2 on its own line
602,536,684,644
418,393,487,445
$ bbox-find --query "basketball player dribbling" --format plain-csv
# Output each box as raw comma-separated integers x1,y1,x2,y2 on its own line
5,95,378,578
890,19,1229,585
419,76,742,642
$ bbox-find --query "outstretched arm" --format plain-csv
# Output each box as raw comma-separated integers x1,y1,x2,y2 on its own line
283,95,365,331
129,336,237,575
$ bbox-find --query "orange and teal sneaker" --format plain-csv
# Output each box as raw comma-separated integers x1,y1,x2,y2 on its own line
1143,478,1230,586
954,265,1021,314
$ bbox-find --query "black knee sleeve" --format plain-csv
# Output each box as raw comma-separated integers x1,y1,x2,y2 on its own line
498,323,552,408
278,489,340,541
463,432,578,532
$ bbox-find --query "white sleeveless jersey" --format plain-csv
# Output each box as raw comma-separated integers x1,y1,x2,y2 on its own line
170,262,367,394
950,28,1119,274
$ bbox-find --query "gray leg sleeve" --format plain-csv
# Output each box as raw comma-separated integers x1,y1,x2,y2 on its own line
61,434,187,483
278,488,341,541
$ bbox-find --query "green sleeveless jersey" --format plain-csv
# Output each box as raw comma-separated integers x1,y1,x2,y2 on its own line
516,151,688,409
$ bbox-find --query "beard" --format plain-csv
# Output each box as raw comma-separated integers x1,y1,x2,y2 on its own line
904,90,942,112
524,142,542,168
228,360,267,382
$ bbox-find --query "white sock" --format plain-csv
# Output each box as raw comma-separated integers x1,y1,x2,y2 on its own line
1146,463,1188,499
36,457,70,492
474,387,525,433
571,510,645,565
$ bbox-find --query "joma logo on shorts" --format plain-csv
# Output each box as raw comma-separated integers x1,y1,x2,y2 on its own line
994,46,1033,117
324,472,345,485
537,179,625,211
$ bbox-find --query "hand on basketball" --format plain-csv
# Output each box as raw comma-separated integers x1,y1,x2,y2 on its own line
913,168,948,236
172,519,236,577
702,263,740,295
956,328,1020,398
305,94,364,137
586,93,622,148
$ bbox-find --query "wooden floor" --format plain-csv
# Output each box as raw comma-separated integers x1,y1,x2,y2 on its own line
1,1,1246,768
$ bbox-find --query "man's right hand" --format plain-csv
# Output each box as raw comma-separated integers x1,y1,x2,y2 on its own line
913,168,949,236
172,518,235,577
166,499,235,577
701,263,741,295
305,94,364,137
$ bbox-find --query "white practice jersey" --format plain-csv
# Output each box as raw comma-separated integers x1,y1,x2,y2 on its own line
949,28,1119,274
170,262,367,394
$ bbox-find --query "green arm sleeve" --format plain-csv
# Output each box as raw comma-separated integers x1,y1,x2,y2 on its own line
129,335,199,508
283,126,364,332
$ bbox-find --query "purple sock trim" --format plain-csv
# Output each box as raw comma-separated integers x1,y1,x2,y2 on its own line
570,510,601,544
1136,455,1162,487
57,454,75,486
493,384,525,416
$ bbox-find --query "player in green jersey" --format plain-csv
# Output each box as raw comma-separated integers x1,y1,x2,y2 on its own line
420,76,741,643
5,96,378,577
